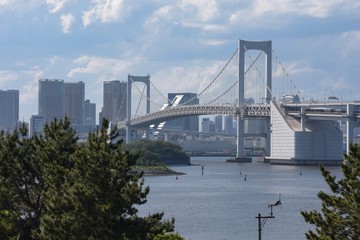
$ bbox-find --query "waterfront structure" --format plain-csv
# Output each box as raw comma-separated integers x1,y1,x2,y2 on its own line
0,89,19,131
267,101,343,165
103,80,127,124
65,81,85,125
38,79,65,123
30,115,45,137
180,138,235,154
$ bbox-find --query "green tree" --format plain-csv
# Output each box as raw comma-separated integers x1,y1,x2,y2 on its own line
0,118,77,239
301,144,360,240
0,118,180,239
153,231,185,240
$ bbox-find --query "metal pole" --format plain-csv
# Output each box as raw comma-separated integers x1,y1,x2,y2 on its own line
258,213,262,240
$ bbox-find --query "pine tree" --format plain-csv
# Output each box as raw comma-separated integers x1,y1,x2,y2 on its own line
301,144,360,240
0,118,179,239
37,119,175,239
0,118,78,239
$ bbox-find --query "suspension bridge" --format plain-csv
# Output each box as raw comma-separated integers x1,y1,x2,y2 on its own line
117,39,360,165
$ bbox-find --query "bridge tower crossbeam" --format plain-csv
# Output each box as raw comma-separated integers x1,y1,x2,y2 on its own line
126,75,150,143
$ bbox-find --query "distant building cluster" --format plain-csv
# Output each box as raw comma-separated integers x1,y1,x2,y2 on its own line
1,79,128,140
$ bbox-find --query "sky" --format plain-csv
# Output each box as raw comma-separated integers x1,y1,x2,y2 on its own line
0,0,360,123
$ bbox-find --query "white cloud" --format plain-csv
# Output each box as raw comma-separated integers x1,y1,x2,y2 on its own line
152,61,224,96
340,31,360,58
200,39,227,46
68,55,145,78
60,13,75,33
0,0,10,6
180,0,219,22
82,0,130,27
19,66,44,104
46,0,66,13
0,70,18,86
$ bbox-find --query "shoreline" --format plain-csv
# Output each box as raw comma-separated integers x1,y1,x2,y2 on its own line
131,166,186,176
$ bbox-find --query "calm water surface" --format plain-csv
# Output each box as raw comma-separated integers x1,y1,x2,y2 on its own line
138,157,342,240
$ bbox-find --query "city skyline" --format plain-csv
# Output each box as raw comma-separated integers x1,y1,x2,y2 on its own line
0,1,359,123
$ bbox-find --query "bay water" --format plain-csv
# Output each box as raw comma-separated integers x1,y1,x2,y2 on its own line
138,157,342,240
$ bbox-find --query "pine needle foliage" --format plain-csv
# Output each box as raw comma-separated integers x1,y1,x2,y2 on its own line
301,144,360,240
0,118,177,239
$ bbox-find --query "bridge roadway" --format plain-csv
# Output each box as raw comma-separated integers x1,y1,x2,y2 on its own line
118,104,270,129
117,102,360,129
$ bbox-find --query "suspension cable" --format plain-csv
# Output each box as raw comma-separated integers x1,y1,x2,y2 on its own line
246,50,273,100
150,78,169,103
272,49,303,99
204,50,264,105
116,86,127,121
179,48,239,106
134,84,146,117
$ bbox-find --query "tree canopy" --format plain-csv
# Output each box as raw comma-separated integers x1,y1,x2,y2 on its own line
301,144,360,240
0,118,178,239
124,139,190,166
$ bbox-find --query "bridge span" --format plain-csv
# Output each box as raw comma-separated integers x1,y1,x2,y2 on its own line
119,39,360,165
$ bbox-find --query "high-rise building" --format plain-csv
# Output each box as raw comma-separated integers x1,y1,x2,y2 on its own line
166,93,199,131
214,115,223,133
103,81,127,124
65,81,85,125
223,115,234,135
38,79,65,123
30,115,45,137
201,117,215,133
0,89,19,131
84,99,96,128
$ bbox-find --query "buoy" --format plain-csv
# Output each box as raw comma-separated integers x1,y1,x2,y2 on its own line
244,174,247,181
300,170,302,175
176,174,178,180
239,169,242,175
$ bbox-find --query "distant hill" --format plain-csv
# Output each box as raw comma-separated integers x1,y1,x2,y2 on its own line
124,139,191,166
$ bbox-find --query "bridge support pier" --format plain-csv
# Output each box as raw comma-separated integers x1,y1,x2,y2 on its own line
228,115,252,163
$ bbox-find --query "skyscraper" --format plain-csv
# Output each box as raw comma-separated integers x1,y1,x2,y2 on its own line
103,81,127,124
65,81,85,125
0,89,19,131
223,115,234,135
38,79,65,123
84,99,96,128
214,115,223,133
